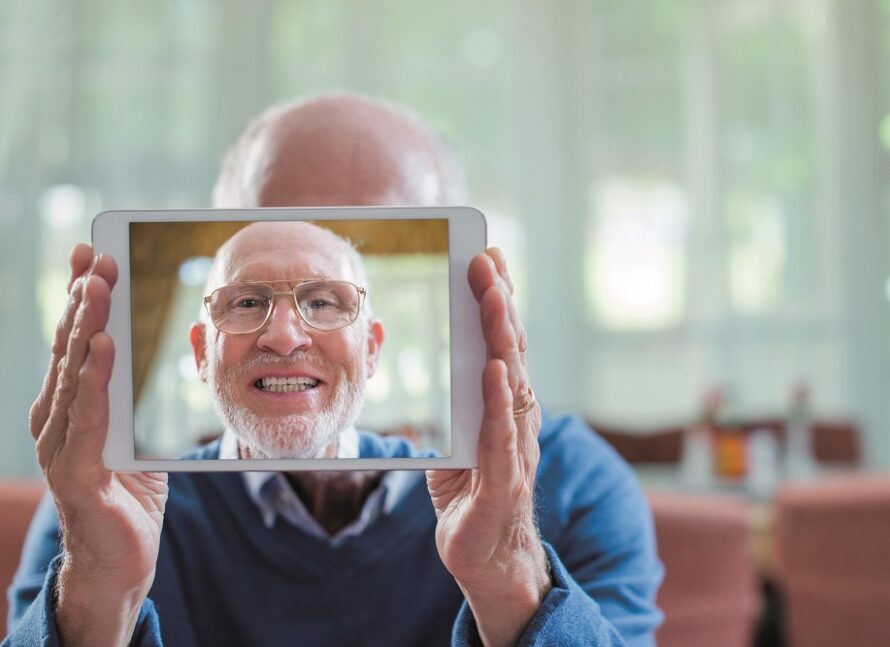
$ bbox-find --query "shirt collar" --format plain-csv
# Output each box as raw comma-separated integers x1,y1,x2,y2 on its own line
219,427,421,539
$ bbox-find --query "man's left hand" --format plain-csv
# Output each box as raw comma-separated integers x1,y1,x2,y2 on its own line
427,247,550,647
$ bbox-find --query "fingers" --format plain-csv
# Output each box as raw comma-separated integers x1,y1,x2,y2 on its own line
64,332,115,482
483,249,527,353
469,248,539,438
468,248,514,299
93,253,119,290
473,252,530,401
30,249,118,440
486,247,514,294
36,274,113,471
469,248,529,358
480,286,528,398
31,278,86,440
476,359,519,490
468,250,500,302
68,244,94,293
68,245,118,296
62,275,113,399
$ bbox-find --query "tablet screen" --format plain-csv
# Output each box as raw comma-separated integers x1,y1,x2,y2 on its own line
129,219,450,461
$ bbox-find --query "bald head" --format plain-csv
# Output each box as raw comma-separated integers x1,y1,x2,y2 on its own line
213,94,466,208
205,221,369,311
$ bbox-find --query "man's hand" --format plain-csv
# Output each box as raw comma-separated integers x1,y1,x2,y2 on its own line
427,248,549,647
29,244,168,647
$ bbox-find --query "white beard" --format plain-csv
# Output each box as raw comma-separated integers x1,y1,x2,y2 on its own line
206,350,367,459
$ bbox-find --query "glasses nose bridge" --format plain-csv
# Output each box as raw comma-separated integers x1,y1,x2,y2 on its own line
267,288,303,323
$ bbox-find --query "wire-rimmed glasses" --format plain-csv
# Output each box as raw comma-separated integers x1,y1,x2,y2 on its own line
203,279,366,334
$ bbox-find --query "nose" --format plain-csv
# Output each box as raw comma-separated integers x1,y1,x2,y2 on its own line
256,295,313,356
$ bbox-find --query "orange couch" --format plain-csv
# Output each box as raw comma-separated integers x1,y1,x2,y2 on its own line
649,492,759,647
773,475,890,647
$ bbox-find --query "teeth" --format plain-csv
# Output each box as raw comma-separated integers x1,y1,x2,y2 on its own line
257,376,320,392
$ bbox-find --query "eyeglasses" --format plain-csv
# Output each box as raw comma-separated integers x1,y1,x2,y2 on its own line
203,279,366,334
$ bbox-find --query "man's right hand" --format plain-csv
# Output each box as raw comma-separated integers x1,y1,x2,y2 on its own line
28,243,168,647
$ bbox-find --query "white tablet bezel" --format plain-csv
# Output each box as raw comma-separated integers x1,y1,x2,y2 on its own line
93,206,487,471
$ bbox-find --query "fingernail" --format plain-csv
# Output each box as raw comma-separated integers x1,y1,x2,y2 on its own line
486,254,497,273
502,267,514,293
490,249,511,284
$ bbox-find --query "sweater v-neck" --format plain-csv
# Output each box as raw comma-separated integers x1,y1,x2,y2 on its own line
167,437,438,580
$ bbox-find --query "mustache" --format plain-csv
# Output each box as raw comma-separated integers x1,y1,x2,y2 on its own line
233,350,335,374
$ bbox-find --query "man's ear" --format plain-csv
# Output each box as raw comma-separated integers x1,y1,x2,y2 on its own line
189,322,209,382
365,317,385,378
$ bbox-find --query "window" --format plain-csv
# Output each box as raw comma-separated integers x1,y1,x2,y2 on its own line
586,177,689,330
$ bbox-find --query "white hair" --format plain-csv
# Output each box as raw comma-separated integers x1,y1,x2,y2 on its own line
200,222,374,327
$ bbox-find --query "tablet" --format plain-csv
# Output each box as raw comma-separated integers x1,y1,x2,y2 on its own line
93,206,487,471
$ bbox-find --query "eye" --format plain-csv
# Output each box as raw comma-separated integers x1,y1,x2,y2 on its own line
307,297,336,310
301,287,345,311
232,294,269,309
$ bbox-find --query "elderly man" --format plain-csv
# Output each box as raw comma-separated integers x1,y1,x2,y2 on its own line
193,221,387,463
10,94,663,646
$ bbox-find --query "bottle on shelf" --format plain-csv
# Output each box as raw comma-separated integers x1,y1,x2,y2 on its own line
713,392,747,481
746,426,779,499
681,385,721,487
680,394,714,489
784,379,816,479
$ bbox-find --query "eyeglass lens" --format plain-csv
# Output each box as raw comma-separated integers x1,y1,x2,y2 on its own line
207,280,360,333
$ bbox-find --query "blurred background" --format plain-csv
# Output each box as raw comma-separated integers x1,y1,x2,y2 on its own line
3,1,890,644
5,0,890,474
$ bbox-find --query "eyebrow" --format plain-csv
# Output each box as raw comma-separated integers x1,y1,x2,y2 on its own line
224,276,334,286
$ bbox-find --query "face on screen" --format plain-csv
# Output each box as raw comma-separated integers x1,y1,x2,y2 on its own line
131,219,450,460
191,222,382,459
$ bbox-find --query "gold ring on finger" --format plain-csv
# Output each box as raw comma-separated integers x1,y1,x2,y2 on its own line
512,387,536,417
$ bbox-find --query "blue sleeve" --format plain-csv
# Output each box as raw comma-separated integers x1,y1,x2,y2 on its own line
451,411,663,646
451,543,629,646
6,494,61,636
4,494,163,647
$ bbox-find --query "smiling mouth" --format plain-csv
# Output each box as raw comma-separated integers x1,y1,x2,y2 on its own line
255,376,321,393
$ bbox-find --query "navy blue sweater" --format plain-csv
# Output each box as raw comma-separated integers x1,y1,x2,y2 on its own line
6,412,663,646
